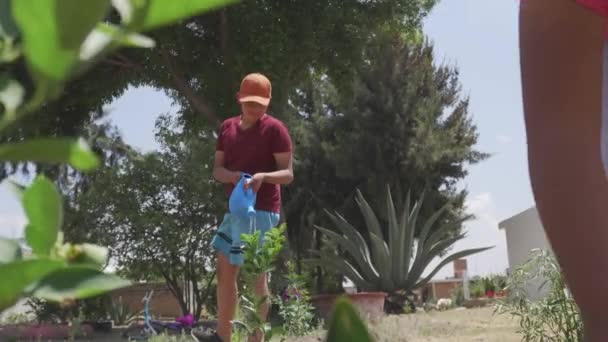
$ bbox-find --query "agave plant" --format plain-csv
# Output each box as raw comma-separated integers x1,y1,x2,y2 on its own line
309,186,493,309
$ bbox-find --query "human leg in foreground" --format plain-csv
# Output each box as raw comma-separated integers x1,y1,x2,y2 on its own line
520,0,608,339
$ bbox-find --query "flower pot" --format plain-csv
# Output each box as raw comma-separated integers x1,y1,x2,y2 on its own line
311,292,386,322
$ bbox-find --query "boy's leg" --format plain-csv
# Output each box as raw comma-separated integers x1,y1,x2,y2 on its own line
248,273,269,342
520,0,608,339
217,252,239,342
211,213,246,341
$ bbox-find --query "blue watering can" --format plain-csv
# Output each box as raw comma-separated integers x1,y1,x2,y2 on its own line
229,173,257,218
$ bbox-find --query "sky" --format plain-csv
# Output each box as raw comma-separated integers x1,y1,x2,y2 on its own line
0,0,535,279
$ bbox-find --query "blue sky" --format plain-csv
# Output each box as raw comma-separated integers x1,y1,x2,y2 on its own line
0,0,534,278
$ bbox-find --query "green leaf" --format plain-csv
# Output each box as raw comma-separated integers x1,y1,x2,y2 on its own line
75,244,109,267
0,238,22,264
136,0,238,31
28,267,131,302
328,211,375,269
326,297,373,342
12,0,110,83
307,251,375,291
23,176,63,256
57,0,112,49
80,23,154,61
0,138,100,171
314,225,379,282
0,259,65,311
0,0,19,38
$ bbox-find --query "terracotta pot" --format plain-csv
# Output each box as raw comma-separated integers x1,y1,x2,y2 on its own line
311,292,386,322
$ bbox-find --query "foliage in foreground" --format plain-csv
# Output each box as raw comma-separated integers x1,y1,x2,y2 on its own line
0,0,236,313
233,224,286,341
273,264,316,338
494,249,583,342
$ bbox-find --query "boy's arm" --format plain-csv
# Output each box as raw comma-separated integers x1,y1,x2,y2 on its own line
264,151,294,184
213,151,240,184
245,152,293,192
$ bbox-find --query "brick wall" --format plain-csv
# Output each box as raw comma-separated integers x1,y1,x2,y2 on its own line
109,282,183,319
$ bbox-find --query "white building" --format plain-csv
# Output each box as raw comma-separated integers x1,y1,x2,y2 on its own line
499,206,552,300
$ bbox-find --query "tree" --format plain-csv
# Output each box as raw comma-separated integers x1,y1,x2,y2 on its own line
70,115,225,317
284,33,488,290
1,1,439,179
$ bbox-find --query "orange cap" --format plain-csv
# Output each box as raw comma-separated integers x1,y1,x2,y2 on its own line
237,73,272,106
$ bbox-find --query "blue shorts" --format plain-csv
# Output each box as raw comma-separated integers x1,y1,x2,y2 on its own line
211,210,280,266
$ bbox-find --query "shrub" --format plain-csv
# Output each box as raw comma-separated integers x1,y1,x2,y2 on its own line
274,268,316,337
494,249,583,342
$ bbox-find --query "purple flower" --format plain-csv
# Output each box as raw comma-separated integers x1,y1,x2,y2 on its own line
281,286,301,301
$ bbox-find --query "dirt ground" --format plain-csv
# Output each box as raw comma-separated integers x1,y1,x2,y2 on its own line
281,307,521,342
2,307,520,341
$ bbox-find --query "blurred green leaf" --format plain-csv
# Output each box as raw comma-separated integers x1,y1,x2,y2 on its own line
0,138,100,171
137,0,238,31
326,297,373,342
57,0,111,49
73,243,109,268
28,267,131,302
0,0,19,38
0,238,22,264
0,259,64,311
12,0,110,83
23,176,63,256
80,23,154,61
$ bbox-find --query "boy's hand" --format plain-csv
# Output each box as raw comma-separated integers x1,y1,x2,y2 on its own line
244,173,265,193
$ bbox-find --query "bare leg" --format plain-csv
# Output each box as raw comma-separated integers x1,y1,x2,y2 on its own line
217,253,240,342
520,0,608,340
248,273,269,342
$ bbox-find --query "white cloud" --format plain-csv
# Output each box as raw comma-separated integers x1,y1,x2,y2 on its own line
496,135,512,144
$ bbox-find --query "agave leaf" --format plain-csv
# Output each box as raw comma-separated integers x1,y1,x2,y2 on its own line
406,235,465,288
415,201,451,253
395,190,411,285
369,233,395,292
424,215,472,250
307,251,375,291
314,225,379,282
326,210,376,272
354,189,384,240
413,246,494,289
354,189,391,282
399,193,423,285
386,186,402,286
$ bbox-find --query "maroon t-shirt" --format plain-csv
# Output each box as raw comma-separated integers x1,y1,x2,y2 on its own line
216,114,292,213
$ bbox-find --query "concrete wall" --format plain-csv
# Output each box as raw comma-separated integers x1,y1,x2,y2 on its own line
500,207,552,300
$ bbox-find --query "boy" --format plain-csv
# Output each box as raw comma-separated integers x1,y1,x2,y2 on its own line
203,73,293,342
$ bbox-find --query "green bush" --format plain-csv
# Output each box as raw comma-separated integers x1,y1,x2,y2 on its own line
451,285,465,307
494,249,583,342
274,269,316,337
